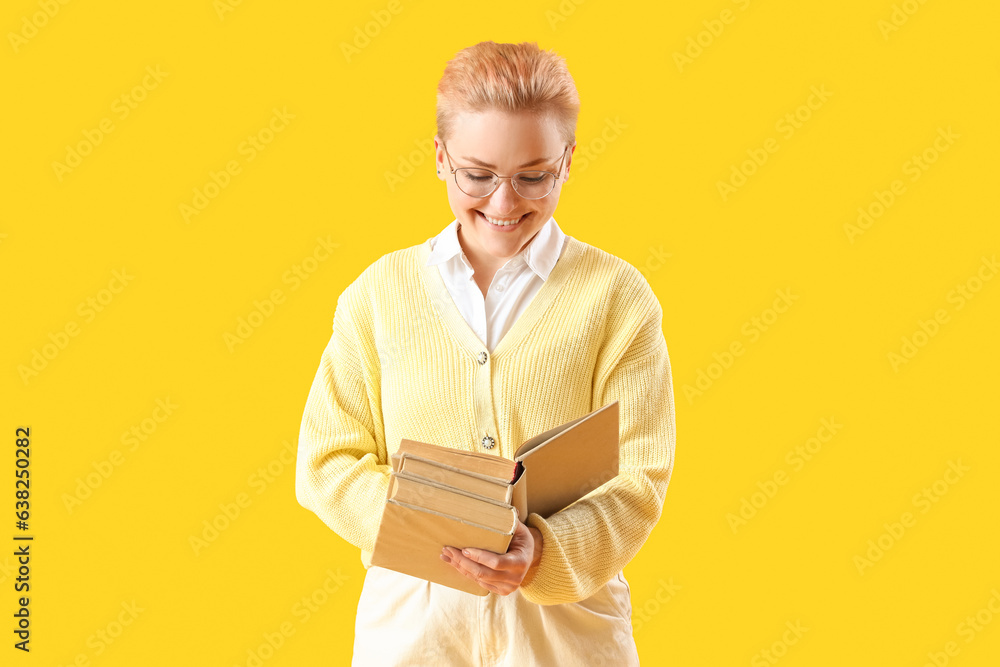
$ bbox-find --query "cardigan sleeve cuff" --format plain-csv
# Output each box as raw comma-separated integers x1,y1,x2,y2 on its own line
519,511,591,606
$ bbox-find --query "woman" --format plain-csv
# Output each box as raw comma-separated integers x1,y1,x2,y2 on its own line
295,41,676,666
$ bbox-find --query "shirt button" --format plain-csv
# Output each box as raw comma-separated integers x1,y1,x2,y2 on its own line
496,282,505,292
481,435,495,450
478,351,488,365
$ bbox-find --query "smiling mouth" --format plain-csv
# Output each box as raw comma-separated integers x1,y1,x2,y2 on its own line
477,210,529,228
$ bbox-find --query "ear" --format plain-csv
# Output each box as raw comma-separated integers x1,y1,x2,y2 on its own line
563,143,576,181
433,135,445,180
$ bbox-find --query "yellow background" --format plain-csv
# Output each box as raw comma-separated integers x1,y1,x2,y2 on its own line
3,0,998,665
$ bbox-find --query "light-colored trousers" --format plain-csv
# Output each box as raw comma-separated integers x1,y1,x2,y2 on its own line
351,565,640,666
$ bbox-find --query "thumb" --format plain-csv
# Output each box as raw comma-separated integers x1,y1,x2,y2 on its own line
508,521,533,553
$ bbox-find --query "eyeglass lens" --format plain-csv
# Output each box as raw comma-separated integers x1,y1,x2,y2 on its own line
455,170,555,199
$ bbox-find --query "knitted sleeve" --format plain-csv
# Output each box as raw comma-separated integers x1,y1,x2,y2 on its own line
294,285,390,554
519,291,676,606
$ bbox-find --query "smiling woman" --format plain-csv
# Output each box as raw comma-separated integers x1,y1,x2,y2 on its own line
436,109,571,297
295,40,676,667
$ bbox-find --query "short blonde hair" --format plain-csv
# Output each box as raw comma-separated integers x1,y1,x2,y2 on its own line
436,41,580,147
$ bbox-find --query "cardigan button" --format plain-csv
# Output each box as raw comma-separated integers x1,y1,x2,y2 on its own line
477,351,488,365
481,435,495,450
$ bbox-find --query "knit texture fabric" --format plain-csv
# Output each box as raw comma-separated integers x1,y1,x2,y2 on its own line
295,235,676,606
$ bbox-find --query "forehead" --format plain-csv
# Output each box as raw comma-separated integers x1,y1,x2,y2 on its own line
448,110,563,159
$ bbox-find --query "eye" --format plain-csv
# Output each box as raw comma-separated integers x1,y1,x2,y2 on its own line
460,169,494,182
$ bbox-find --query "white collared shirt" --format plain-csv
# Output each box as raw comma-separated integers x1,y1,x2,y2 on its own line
425,216,569,352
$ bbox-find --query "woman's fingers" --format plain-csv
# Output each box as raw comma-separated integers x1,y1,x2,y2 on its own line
439,521,537,594
442,546,496,580
457,546,507,570
441,546,522,594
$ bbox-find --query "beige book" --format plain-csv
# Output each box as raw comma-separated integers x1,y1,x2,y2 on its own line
392,438,519,481
371,400,620,596
389,474,517,531
373,498,517,596
393,454,514,504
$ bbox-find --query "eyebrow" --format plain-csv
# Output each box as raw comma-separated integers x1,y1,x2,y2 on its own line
459,155,556,170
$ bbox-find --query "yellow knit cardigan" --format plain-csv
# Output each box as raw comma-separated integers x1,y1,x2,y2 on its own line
295,235,676,606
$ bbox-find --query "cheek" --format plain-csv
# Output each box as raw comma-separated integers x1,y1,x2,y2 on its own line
446,190,477,214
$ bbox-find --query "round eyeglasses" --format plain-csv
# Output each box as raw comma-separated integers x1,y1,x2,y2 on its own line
441,141,569,199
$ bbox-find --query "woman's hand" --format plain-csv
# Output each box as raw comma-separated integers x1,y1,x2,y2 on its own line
441,520,543,595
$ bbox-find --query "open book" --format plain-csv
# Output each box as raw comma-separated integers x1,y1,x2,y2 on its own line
370,400,620,595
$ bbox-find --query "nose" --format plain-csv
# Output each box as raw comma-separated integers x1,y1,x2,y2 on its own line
489,178,519,215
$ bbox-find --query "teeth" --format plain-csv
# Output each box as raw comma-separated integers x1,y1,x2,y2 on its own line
481,211,523,226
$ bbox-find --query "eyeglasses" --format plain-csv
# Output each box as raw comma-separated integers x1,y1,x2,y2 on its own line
441,141,569,199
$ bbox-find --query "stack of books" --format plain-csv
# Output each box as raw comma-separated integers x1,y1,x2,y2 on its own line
370,400,620,595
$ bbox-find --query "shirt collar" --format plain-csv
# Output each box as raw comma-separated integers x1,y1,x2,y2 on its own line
425,216,566,280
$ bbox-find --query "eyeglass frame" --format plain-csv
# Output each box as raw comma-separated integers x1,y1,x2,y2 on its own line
440,140,570,199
